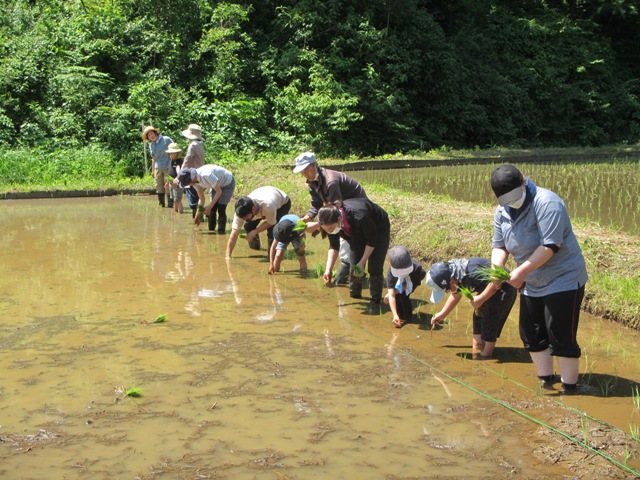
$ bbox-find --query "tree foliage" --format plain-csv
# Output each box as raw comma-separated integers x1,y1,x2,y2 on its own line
0,0,638,168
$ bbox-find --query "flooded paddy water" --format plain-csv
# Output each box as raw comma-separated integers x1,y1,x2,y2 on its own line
1,196,639,479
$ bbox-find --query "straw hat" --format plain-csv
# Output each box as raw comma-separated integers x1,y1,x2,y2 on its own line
165,142,182,154
141,125,159,141
182,124,202,140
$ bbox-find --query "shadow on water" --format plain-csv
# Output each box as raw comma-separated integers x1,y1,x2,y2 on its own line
0,197,639,479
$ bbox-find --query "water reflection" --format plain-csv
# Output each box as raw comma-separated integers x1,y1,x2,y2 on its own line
0,197,638,478
351,161,640,234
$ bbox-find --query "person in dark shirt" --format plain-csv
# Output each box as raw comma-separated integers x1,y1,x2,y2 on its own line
317,199,390,314
427,258,517,358
165,143,184,213
293,151,368,286
385,246,427,328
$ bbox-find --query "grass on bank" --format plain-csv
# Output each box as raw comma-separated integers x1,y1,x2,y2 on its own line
1,145,639,329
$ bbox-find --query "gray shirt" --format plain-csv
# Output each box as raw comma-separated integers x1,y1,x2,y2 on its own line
195,164,234,189
182,140,204,169
492,180,588,296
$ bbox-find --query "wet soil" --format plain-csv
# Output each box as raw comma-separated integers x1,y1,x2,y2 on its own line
0,197,639,479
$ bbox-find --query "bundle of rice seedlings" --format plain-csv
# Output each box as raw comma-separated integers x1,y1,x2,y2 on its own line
152,313,167,323
292,219,307,232
456,285,475,300
352,264,367,278
476,265,511,283
196,204,205,222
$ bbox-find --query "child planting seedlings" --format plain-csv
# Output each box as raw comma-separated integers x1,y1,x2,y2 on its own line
269,214,309,274
384,246,427,327
427,258,517,358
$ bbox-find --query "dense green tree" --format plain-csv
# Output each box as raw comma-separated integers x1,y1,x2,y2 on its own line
0,0,638,160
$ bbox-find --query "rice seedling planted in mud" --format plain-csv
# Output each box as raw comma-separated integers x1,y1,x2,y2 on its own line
126,387,143,397
632,386,640,412
152,313,167,323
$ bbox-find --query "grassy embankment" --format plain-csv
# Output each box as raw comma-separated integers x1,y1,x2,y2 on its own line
1,146,639,328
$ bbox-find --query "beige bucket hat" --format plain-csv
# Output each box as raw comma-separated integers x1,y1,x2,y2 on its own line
165,142,182,154
182,124,202,140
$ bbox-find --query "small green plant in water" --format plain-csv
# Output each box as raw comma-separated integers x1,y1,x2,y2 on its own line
152,313,167,323
632,385,640,412
456,285,474,300
315,262,324,277
126,387,143,397
476,265,511,283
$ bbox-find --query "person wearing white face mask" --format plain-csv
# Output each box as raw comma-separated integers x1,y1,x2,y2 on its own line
317,199,390,314
490,164,588,394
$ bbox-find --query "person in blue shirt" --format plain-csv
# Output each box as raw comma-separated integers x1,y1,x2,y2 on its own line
269,214,308,274
490,164,588,393
142,126,173,207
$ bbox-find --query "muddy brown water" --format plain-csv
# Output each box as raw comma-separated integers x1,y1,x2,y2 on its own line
1,197,639,479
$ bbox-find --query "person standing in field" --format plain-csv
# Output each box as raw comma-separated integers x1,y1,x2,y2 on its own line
178,124,205,218
177,164,236,232
427,258,517,358
490,164,588,393
316,199,390,314
292,151,368,289
226,186,291,258
142,126,173,207
165,142,184,213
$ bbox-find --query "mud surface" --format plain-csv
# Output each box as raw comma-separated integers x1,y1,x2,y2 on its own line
0,197,639,479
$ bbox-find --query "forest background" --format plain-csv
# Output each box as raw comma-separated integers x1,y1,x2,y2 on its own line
1,0,640,180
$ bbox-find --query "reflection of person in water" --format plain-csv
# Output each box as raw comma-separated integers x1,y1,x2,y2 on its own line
226,257,242,306
260,276,285,322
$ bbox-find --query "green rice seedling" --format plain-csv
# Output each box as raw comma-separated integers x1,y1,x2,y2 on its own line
624,445,632,465
476,265,511,283
456,285,474,300
125,387,143,397
629,423,640,441
152,313,167,323
315,262,324,278
632,386,640,412
597,377,614,397
580,416,590,443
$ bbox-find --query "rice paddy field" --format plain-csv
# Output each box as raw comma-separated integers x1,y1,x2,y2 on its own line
349,160,640,235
